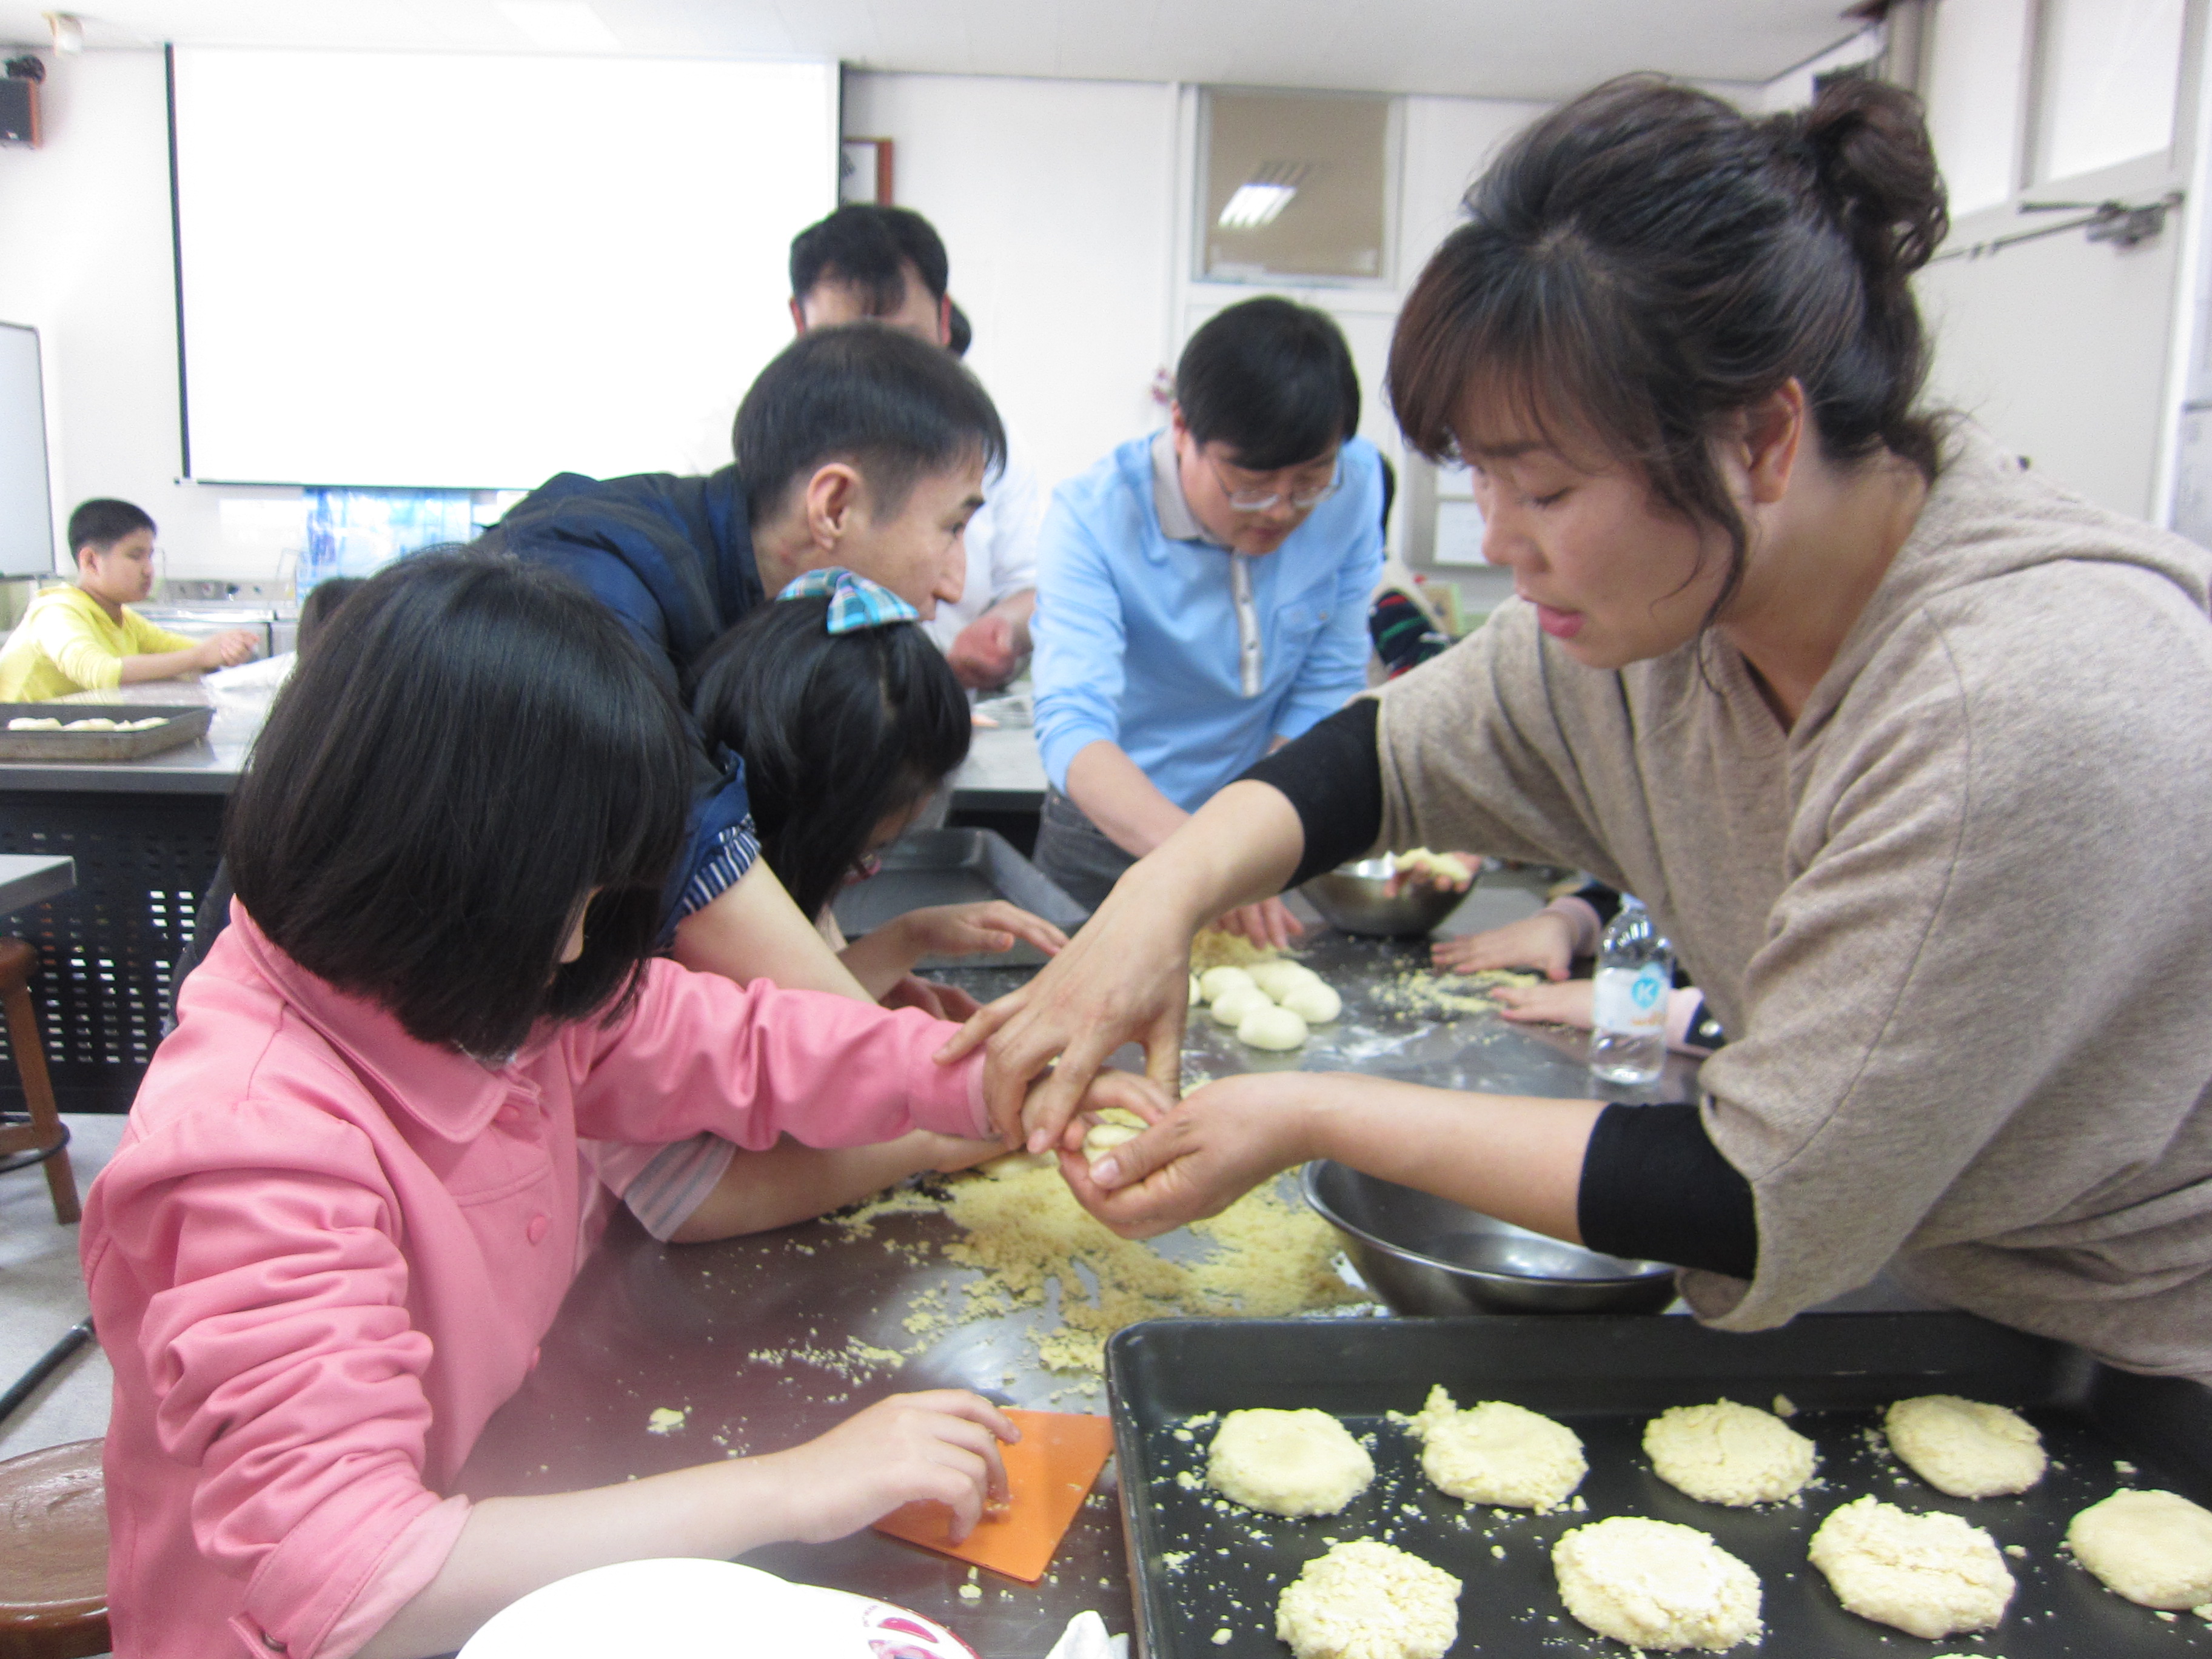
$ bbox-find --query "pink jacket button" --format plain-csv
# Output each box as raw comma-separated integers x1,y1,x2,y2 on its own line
526,1214,549,1245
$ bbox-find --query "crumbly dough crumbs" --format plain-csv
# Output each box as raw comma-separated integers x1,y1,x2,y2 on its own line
645,1406,688,1435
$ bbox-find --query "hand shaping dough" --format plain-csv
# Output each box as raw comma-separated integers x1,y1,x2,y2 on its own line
1408,1385,1584,1511
1199,965,1258,1004
1807,1495,2014,1639
1082,1119,1144,1165
1206,1407,1375,1517
1643,1400,1817,1507
1249,960,1322,1001
1210,984,1275,1027
1885,1395,2046,1498
1275,1539,1460,1659
1279,981,1342,1025
2067,1489,2212,1609
1553,1516,1763,1652
1238,1004,1310,1050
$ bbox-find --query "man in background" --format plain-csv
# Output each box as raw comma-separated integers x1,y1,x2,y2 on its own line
789,204,1042,692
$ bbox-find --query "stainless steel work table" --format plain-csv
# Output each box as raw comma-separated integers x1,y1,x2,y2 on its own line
455,930,1704,1656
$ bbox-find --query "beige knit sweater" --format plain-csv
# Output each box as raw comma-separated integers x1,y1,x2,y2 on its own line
1374,426,2212,1381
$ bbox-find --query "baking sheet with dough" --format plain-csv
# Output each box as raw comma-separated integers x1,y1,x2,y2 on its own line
1107,1313,2212,1659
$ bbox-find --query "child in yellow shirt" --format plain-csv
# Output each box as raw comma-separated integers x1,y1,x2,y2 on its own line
0,500,258,702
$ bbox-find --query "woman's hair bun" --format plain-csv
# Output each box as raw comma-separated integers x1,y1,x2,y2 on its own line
1788,75,1949,285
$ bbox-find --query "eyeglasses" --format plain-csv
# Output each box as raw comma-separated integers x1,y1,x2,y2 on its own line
1206,454,1342,514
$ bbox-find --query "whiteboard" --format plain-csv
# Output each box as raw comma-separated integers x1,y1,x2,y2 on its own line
0,323,54,577
170,49,838,489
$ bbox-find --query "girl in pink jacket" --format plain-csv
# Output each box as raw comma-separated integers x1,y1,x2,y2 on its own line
80,552,1152,1659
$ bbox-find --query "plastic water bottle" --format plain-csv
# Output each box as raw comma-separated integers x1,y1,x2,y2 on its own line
1589,897,1672,1087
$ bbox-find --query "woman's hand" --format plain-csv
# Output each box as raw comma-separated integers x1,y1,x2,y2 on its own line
760,1390,1018,1544
893,902,1069,963
1491,977,1597,1028
1433,910,1578,980
1058,1072,1324,1238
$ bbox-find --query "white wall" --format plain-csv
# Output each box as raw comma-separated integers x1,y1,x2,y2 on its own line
840,72,1176,497
0,50,305,580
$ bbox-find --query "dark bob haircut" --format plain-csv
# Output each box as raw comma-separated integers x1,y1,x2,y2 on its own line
1389,73,1948,621
1176,297,1361,471
69,498,155,557
789,204,950,310
226,550,691,1057
690,595,969,924
734,322,1006,526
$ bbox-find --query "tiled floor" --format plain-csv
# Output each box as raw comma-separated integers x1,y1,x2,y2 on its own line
1,1111,122,1462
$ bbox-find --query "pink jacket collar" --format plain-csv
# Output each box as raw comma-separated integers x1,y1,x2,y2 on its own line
220,902,529,1144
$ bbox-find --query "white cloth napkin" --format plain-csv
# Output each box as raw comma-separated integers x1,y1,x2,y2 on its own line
1042,1610,1128,1659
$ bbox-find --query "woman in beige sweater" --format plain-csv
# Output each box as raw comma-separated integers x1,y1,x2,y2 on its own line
947,75,2212,1383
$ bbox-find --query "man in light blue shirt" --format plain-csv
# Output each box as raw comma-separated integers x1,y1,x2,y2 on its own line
1031,298,1385,930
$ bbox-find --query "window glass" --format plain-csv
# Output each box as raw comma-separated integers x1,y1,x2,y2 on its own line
1923,0,2031,215
2041,0,2187,180
1201,89,1391,283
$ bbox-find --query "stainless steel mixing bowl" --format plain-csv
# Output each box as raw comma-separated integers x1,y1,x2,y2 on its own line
1299,856,1467,937
1302,1159,1679,1315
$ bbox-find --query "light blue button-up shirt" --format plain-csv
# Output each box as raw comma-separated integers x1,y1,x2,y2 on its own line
1032,430,1386,811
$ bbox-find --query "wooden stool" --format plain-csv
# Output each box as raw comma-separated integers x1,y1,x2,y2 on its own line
0,938,77,1227
0,1439,107,1659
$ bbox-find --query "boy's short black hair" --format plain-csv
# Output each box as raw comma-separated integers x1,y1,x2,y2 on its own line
691,595,969,923
69,498,155,558
789,204,950,312
1176,297,1361,471
734,323,1005,526
226,549,691,1057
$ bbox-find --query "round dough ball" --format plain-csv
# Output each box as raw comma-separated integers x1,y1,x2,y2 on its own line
1553,1516,1763,1652
1238,1004,1310,1050
1279,981,1342,1025
2067,1489,2212,1609
1644,1400,1817,1507
1885,1395,2046,1498
1209,984,1275,1027
1807,1495,2014,1640
1275,1540,1460,1659
1082,1119,1144,1165
1409,1385,1584,1511
1199,965,1258,1004
1189,973,1202,1004
1248,960,1321,1000
1207,1408,1375,1517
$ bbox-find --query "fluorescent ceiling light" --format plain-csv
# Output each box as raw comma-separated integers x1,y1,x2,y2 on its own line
1218,182,1298,230
495,1,622,51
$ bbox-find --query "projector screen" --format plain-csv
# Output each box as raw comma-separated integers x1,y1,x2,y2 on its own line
0,323,55,577
170,49,837,489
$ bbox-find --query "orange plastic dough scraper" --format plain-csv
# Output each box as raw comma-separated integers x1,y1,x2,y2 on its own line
872,1409,1116,1583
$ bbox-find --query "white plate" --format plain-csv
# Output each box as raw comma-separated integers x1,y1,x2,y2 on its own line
458,1557,978,1659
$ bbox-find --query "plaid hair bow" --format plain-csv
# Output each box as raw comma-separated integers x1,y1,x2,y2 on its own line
775,567,923,634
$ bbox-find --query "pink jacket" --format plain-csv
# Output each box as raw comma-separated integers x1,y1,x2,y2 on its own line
80,907,989,1659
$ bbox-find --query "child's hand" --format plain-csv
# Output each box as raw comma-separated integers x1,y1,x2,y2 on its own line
764,1390,1018,1544
882,974,984,1021
1491,978,1597,1029
893,902,1069,964
1059,1072,1321,1238
1025,1065,1172,1156
1433,910,1577,980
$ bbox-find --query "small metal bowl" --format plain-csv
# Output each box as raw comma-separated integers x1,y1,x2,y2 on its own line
1302,1160,1678,1316
1299,856,1466,937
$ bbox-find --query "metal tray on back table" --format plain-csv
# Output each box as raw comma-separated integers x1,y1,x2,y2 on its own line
830,826,1088,969
0,702,214,762
1107,1312,2212,1658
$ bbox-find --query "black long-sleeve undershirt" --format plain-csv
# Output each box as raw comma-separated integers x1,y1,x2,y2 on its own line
1234,703,1758,1279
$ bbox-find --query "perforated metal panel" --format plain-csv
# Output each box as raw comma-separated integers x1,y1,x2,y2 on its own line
0,792,226,1111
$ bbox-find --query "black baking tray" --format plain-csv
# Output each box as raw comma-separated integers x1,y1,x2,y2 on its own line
1106,1314,2212,1658
831,827,1088,968
0,701,212,761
